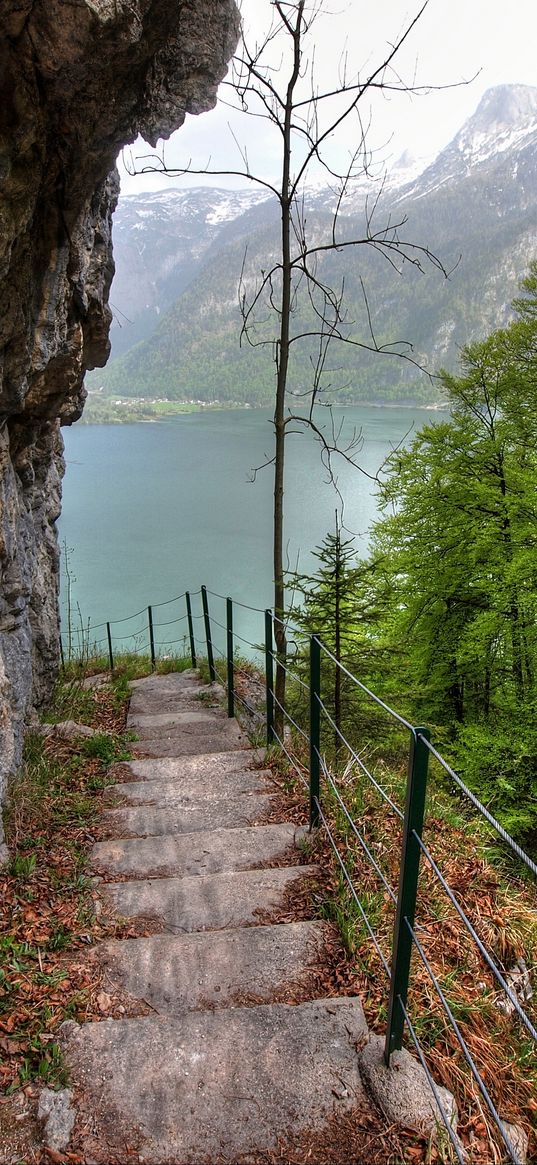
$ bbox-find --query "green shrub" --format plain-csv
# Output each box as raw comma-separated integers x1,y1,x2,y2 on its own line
453,720,537,848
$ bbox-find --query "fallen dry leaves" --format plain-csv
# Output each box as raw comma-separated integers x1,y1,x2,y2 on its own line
0,683,131,1099
3,669,536,1165
264,739,537,1165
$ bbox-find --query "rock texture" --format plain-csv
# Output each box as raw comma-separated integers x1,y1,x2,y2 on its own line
0,0,240,830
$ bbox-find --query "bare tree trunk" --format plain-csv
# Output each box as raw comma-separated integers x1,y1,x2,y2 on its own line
273,400,287,737
272,6,303,739
498,455,526,699
138,1,447,738
334,518,342,768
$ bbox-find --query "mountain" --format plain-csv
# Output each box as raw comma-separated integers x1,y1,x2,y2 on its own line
92,84,537,405
107,187,275,356
406,84,537,199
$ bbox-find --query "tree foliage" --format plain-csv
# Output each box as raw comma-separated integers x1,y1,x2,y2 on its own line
292,265,537,845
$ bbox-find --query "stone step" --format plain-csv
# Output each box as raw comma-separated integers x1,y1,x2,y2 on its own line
128,695,223,717
129,670,200,692
127,709,228,736
132,723,250,757
127,675,227,717
100,792,275,837
97,921,329,1014
91,822,303,880
101,865,318,932
128,681,223,715
62,998,369,1164
117,749,266,785
107,771,273,811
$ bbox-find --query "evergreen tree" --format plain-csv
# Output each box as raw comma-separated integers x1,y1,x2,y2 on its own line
287,517,389,765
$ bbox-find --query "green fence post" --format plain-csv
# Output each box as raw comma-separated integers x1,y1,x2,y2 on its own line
106,622,114,671
265,609,275,747
226,597,235,718
148,606,156,669
201,585,216,682
309,634,321,830
185,592,197,668
384,727,431,1064
60,637,65,671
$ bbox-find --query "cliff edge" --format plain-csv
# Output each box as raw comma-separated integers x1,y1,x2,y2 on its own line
0,0,240,845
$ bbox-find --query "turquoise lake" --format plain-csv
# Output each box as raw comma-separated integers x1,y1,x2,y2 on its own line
59,405,441,658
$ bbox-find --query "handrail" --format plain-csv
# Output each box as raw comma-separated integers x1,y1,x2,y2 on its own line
320,757,397,903
316,695,404,820
60,583,535,1163
421,735,537,878
319,641,415,732
403,922,523,1164
399,1002,467,1165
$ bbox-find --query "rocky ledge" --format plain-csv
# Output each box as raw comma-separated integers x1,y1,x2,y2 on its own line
0,0,240,847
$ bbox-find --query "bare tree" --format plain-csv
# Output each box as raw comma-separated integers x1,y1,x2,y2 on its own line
131,0,456,734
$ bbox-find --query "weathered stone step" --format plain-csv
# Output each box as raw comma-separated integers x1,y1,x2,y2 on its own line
101,792,274,837
126,675,250,755
91,823,303,880
129,671,199,692
128,709,228,737
127,675,226,721
132,722,249,757
107,771,273,813
128,682,223,717
117,749,266,785
62,998,369,1164
101,865,318,932
97,921,329,1014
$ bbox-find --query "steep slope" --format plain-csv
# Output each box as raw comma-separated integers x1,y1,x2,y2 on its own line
109,187,275,355
106,151,425,359
97,84,537,404
400,83,537,201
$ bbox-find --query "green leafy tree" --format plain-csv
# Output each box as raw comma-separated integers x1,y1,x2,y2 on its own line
370,269,537,841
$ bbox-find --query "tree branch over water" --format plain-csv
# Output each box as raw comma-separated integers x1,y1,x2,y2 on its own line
127,0,467,730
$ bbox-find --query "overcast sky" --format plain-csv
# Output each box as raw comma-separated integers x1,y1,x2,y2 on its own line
119,0,537,195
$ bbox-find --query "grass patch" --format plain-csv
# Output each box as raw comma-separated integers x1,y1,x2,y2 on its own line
1,654,203,1094
0,668,135,1094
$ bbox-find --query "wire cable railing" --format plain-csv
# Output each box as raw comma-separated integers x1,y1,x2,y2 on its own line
422,736,537,878
60,583,535,1161
315,796,392,979
414,832,537,1040
321,758,398,904
319,640,415,732
316,696,405,820
400,1001,467,1165
404,919,525,1164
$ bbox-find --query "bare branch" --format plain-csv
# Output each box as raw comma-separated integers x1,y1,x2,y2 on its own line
122,0,464,732
247,453,276,482
126,150,282,199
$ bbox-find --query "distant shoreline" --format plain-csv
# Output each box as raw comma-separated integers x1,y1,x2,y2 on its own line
80,395,448,424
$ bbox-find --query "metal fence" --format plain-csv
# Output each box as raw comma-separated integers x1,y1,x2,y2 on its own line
62,586,536,1163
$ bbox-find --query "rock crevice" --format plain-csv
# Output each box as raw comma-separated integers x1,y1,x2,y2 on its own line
0,0,240,825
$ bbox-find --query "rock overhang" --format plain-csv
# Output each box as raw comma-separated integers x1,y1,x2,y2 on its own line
0,0,240,832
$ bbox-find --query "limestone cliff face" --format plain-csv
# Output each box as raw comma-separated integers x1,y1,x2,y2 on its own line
0,0,240,829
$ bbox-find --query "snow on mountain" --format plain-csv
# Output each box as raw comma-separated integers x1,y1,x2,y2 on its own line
104,84,537,375
117,186,273,232
109,186,276,354
397,84,537,201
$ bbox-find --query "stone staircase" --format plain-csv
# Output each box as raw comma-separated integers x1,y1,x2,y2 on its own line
60,670,373,1163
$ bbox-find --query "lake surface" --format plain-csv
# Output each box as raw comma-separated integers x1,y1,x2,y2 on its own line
59,405,441,658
